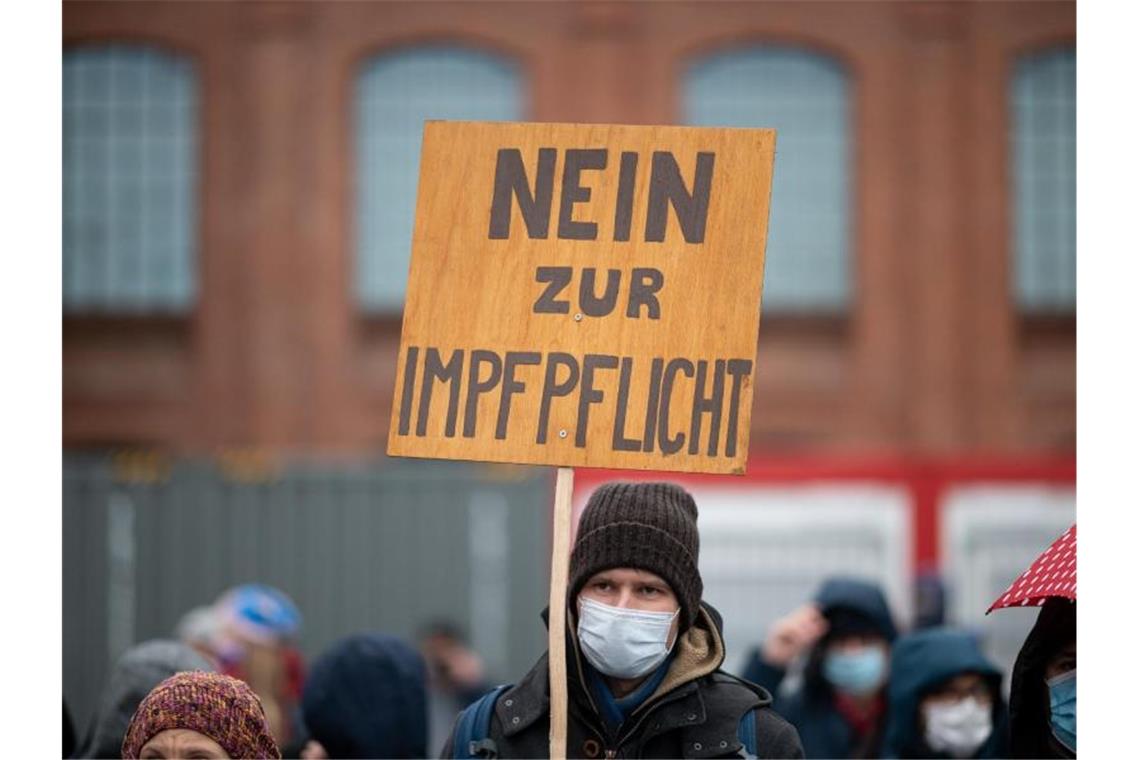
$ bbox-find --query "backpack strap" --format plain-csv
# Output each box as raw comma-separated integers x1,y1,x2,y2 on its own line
453,684,512,759
737,708,758,759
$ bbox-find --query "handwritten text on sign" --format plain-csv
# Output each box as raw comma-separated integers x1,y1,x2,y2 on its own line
388,122,775,474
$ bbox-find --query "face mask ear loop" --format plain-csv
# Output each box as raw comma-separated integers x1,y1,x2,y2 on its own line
665,607,681,650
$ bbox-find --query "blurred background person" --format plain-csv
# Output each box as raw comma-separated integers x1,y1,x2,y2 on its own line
912,571,948,632
883,628,1008,759
300,632,428,759
418,620,493,756
121,671,280,759
174,605,223,669
212,584,306,750
741,577,898,758
1009,598,1076,758
73,639,214,759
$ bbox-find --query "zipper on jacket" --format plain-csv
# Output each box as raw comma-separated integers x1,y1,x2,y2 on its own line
615,683,698,749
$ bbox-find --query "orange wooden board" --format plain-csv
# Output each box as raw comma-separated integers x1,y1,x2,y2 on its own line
388,121,775,474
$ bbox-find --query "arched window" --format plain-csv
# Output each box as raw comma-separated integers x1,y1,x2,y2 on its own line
355,46,523,312
684,45,851,314
1011,46,1075,314
63,45,198,313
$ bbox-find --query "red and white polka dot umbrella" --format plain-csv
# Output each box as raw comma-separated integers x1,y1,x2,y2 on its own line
987,524,1076,613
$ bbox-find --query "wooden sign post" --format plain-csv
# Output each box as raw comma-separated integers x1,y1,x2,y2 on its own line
389,122,775,757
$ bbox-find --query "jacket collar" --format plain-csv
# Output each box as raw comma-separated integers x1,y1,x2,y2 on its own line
496,652,553,737
647,604,726,703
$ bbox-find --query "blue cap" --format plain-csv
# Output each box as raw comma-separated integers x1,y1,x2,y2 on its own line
224,584,302,641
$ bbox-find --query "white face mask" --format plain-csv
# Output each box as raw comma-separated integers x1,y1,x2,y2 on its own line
577,597,679,679
922,697,993,758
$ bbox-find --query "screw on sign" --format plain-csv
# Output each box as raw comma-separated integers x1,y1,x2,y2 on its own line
987,524,1077,613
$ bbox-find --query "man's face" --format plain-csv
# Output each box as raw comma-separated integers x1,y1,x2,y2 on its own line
578,568,681,645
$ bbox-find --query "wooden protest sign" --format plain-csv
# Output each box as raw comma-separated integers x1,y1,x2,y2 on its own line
388,122,776,475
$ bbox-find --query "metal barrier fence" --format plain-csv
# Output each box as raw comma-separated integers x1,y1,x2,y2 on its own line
63,453,553,732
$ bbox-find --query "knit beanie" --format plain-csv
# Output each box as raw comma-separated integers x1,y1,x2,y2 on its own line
77,639,214,760
121,671,281,759
569,481,703,629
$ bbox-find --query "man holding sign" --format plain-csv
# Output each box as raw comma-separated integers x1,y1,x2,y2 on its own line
390,120,781,757
443,481,803,759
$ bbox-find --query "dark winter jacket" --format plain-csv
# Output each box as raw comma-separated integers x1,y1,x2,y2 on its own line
72,640,214,759
1009,598,1076,759
443,603,803,758
882,628,1008,758
302,633,428,758
740,578,898,759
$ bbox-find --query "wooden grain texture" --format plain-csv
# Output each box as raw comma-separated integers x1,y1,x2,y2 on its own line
548,466,574,758
388,121,775,474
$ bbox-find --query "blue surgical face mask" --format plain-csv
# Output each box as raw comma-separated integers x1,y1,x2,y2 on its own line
1047,669,1076,752
822,646,887,696
577,597,679,679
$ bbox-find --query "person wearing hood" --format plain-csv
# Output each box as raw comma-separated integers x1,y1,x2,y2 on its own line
741,577,898,758
883,628,1008,759
300,632,429,759
73,639,214,759
1008,598,1076,758
443,481,803,758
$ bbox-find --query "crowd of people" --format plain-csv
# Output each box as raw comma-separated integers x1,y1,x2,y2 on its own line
63,481,1076,759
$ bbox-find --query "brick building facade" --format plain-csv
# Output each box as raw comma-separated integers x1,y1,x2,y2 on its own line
63,0,1076,459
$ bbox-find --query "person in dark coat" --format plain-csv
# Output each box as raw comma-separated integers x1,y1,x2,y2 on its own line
73,639,214,759
882,628,1008,758
419,621,493,756
741,577,898,759
443,481,804,758
300,632,429,759
1008,598,1076,758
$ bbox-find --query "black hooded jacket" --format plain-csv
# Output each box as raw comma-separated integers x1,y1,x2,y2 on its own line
1009,598,1076,759
443,602,803,758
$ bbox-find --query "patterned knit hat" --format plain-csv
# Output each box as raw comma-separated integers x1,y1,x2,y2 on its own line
121,671,280,759
569,482,703,629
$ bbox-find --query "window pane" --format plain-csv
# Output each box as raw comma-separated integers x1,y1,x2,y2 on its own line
683,46,851,313
355,47,523,311
63,45,198,313
1012,47,1075,313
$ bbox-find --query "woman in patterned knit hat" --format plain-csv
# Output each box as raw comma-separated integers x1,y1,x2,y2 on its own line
121,671,280,759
